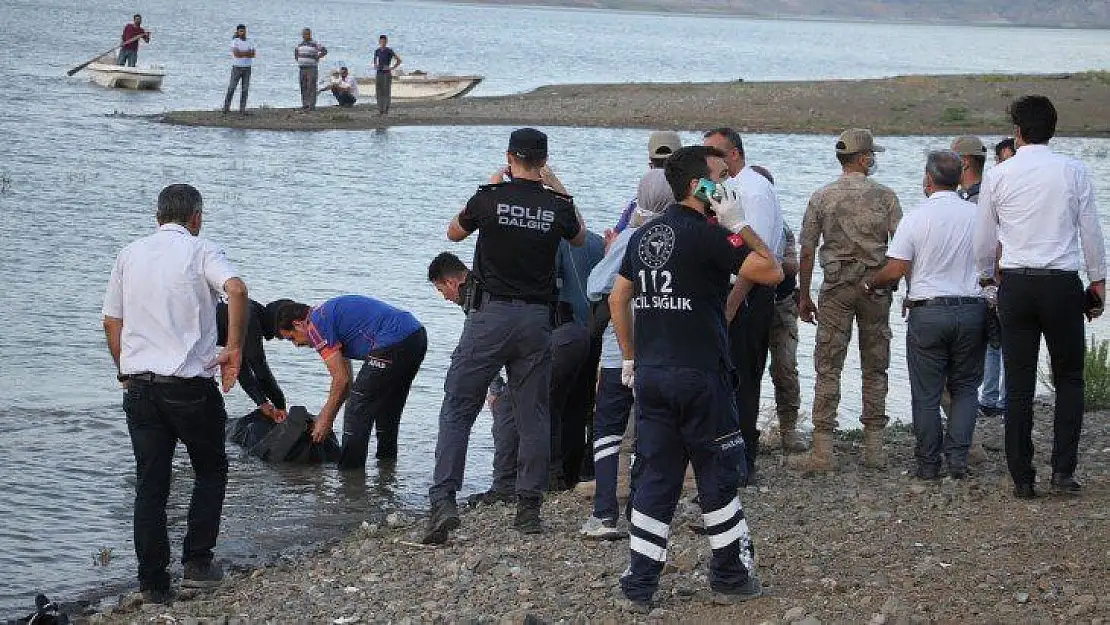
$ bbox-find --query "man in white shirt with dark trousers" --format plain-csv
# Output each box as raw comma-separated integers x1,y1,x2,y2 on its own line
869,150,987,480
103,184,249,601
974,95,1107,499
702,127,785,483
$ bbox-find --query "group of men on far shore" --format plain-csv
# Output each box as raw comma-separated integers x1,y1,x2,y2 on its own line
101,93,1104,611
220,25,401,115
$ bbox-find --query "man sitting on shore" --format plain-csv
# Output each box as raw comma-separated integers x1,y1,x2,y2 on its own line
320,66,358,107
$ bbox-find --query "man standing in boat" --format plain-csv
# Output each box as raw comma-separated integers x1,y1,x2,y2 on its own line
117,14,150,67
373,34,402,115
294,28,327,111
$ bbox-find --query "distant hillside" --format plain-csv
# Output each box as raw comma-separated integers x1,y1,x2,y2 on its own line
467,0,1110,28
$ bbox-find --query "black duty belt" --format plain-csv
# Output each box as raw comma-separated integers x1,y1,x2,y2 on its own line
483,292,552,307
125,372,213,385
1001,268,1078,277
906,296,984,309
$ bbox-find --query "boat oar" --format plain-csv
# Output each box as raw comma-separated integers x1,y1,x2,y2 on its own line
66,33,146,76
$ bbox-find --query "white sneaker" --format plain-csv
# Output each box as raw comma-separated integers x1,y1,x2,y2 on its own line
579,515,627,540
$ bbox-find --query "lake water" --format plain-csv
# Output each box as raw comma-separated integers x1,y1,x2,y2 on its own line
2,0,1110,616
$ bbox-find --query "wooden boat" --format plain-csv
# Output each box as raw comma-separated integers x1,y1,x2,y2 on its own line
85,54,165,90
353,70,482,101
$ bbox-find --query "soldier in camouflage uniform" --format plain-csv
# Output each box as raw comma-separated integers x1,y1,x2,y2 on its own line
768,224,804,451
791,129,902,472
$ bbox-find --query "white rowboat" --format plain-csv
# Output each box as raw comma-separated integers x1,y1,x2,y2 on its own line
353,70,482,101
86,54,165,90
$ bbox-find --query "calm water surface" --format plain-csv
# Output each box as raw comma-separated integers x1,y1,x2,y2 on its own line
2,0,1110,615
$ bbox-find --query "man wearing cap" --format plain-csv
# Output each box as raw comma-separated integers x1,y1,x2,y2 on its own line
424,128,587,544
702,127,786,482
223,24,254,115
952,136,987,203
868,150,988,480
974,95,1106,499
320,66,358,107
613,131,682,234
792,128,902,473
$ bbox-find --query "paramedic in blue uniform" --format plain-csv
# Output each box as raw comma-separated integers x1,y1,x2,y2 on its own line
423,127,587,544
610,145,783,611
275,295,426,468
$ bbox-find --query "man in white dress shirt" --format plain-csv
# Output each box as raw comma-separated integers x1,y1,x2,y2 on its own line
103,184,249,601
703,127,785,482
869,150,987,480
974,95,1107,499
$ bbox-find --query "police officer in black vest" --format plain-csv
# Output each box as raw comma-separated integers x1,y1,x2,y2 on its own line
610,146,782,610
424,128,586,544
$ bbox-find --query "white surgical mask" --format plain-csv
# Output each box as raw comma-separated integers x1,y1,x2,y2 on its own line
866,155,879,176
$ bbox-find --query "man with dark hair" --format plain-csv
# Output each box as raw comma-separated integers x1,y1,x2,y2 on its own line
610,145,781,611
276,295,426,467
217,299,287,420
103,184,248,601
424,128,586,544
118,14,150,66
294,28,327,111
793,128,902,473
373,34,402,115
320,66,358,107
223,24,254,114
427,252,590,499
995,138,1016,163
703,127,785,481
974,95,1106,499
870,150,987,480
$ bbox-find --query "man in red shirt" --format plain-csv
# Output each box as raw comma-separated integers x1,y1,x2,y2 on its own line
117,14,151,67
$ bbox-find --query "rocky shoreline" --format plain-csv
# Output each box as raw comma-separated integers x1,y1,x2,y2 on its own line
154,72,1110,136
80,406,1110,624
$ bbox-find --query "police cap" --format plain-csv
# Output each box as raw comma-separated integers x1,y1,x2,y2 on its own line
508,127,548,160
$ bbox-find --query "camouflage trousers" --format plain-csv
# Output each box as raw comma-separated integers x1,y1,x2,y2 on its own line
768,293,801,430
811,281,892,431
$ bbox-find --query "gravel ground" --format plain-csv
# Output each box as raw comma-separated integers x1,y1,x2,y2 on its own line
154,73,1110,136
80,405,1110,625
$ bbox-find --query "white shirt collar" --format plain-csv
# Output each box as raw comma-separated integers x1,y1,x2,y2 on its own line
928,190,960,200
1016,143,1051,155
158,223,192,236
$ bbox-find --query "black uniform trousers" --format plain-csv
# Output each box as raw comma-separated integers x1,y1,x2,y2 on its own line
728,284,774,474
621,365,756,603
997,270,1086,485
124,377,228,593
339,327,427,468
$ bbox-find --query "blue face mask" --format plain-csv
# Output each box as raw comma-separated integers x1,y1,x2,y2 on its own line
693,178,719,204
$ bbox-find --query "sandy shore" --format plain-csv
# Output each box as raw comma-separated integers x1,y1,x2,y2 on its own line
156,72,1110,135
83,406,1110,624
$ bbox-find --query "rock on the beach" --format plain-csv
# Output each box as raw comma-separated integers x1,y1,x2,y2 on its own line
1014,592,1030,604
783,606,808,621
385,512,409,528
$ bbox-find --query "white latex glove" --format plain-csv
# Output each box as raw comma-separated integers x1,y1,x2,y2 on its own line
621,359,635,389
708,187,748,233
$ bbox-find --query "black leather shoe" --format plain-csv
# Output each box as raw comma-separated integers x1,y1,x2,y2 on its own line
949,469,968,480
1050,473,1082,496
1013,483,1036,499
915,465,941,481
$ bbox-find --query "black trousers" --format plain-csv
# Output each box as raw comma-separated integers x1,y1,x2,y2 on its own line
728,284,774,472
549,322,591,484
124,378,229,592
997,271,1086,485
339,327,427,468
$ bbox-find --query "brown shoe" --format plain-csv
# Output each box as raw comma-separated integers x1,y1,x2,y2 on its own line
786,430,836,473
862,427,887,469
